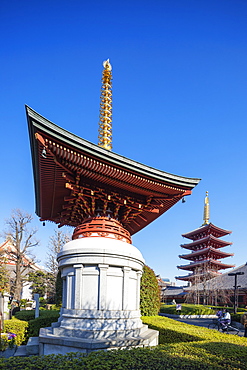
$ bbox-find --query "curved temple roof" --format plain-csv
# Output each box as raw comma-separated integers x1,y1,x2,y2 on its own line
177,258,235,271
182,223,231,240
180,234,232,250
179,246,234,261
26,106,200,234
176,271,221,281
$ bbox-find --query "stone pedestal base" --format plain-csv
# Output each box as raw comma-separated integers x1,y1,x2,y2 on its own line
39,308,159,355
39,326,158,355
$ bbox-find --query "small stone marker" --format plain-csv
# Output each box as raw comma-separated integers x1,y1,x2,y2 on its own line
34,294,39,318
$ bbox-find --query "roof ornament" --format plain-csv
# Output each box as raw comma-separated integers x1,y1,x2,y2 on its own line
98,59,112,150
203,191,210,225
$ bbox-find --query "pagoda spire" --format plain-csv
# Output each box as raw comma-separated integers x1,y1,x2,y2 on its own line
98,59,112,150
203,191,210,225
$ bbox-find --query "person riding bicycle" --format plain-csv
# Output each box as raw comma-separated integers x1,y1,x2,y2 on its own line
220,309,231,330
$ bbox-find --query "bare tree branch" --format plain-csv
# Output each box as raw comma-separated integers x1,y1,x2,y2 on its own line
45,229,71,301
2,209,40,301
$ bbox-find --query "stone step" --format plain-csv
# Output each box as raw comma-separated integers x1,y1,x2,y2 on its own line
14,345,27,357
26,337,39,356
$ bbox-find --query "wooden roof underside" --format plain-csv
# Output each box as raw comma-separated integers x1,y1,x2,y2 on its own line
26,106,200,235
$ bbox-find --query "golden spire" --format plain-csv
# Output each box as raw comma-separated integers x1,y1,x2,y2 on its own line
203,191,210,225
98,59,112,150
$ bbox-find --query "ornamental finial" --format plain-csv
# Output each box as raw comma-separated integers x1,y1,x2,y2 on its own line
203,191,210,225
98,59,112,150
103,59,112,71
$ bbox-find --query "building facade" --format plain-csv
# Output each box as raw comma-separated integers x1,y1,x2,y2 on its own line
0,238,42,301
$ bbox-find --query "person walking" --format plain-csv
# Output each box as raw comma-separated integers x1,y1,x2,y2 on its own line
240,313,247,337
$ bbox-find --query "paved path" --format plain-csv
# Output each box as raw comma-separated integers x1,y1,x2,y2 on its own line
160,314,245,337
173,317,215,328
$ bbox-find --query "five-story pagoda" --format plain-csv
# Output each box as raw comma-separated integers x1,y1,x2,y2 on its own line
176,192,234,284
27,60,200,355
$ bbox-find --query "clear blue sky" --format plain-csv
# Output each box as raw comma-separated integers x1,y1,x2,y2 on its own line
1,0,247,283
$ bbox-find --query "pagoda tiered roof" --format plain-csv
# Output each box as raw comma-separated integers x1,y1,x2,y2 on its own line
26,106,200,234
180,234,232,250
182,223,231,240
177,258,235,271
176,271,221,281
179,246,234,261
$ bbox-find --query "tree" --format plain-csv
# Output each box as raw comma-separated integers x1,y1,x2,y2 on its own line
2,209,39,301
140,265,161,316
45,229,71,302
28,270,53,298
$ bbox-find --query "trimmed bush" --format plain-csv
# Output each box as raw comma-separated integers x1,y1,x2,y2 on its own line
14,309,60,322
142,315,247,369
13,309,60,340
0,349,209,370
1,316,247,368
3,318,28,346
209,305,247,313
231,312,246,323
140,265,160,316
27,315,60,337
14,310,36,322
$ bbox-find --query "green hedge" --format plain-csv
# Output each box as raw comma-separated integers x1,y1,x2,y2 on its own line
0,349,207,370
27,315,60,337
14,309,60,322
231,312,246,323
13,310,60,340
142,315,247,369
208,305,247,313
3,318,28,346
1,315,247,368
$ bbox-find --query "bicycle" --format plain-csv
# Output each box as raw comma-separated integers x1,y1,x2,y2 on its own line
208,319,239,335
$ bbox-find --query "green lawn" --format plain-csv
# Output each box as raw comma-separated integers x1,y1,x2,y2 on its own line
160,303,215,315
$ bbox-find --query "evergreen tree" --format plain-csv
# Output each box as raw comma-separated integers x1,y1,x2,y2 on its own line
140,265,160,316
28,270,53,298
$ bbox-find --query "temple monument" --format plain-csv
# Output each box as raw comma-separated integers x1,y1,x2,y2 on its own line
27,60,200,355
